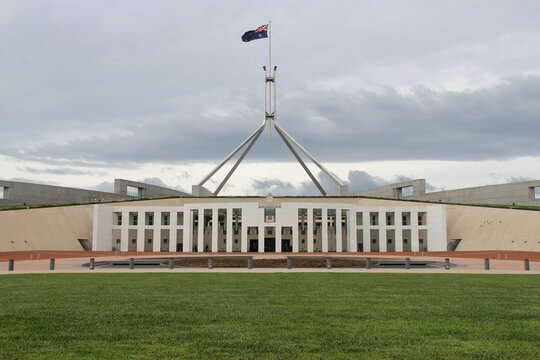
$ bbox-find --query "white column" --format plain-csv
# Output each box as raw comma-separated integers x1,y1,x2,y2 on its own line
197,209,204,252
183,209,192,252
322,208,328,252
307,208,314,252
336,208,342,252
212,208,218,252
411,210,419,252
152,224,161,253
395,227,403,252
120,210,129,252
276,226,282,252
363,211,371,252
379,211,387,252
241,222,248,252
258,226,264,252
136,211,145,252
226,209,233,252
349,209,357,253
169,210,177,252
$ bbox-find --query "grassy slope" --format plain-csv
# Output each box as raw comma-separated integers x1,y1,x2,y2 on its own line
0,273,538,359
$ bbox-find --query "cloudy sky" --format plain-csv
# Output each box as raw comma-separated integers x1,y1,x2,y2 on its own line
2,0,540,195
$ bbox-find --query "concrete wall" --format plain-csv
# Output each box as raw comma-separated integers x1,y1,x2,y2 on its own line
354,179,426,199
413,180,540,206
114,179,191,198
354,179,540,206
0,178,192,206
0,180,125,206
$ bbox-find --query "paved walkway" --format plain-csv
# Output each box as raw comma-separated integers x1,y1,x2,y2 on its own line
1,252,538,274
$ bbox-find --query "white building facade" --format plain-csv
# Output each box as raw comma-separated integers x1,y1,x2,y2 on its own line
92,200,447,253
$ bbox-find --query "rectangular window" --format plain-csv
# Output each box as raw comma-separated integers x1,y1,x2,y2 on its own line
233,208,242,235
162,212,170,226
370,212,378,226
356,212,363,225
177,212,184,226
264,207,276,223
402,212,410,226
386,212,394,226
398,186,413,198
116,239,120,244
126,186,141,198
0,186,4,199
418,212,427,226
534,187,540,199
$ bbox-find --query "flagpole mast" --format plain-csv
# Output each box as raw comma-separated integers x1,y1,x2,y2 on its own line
268,21,272,140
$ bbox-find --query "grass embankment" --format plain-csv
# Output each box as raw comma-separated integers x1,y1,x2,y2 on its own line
0,273,538,359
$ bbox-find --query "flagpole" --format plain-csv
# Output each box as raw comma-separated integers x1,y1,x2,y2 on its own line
269,21,272,72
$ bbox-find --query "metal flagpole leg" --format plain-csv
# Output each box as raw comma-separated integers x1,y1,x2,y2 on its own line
198,123,266,187
274,124,326,195
214,125,266,195
274,122,344,187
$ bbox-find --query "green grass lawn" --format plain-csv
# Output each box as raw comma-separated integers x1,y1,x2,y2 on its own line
0,274,539,359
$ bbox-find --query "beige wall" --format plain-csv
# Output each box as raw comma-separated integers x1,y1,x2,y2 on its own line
0,205,93,251
446,205,540,251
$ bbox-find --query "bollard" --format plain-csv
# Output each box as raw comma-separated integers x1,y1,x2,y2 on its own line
129,258,134,269
405,257,411,270
326,258,332,269
248,257,253,269
8,259,14,271
445,258,450,270
49,259,55,271
287,257,292,269
524,259,530,271
208,257,213,269
366,257,371,269
169,258,174,269
484,258,490,270
30,254,34,260
89,258,95,270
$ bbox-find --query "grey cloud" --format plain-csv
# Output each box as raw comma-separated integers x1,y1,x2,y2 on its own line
2,1,540,171
93,181,114,193
19,167,96,176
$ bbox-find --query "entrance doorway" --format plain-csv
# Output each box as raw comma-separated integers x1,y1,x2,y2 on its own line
265,238,276,252
281,239,291,252
249,239,258,252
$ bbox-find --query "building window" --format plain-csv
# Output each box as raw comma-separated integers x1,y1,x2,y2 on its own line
418,212,427,226
131,239,136,244
534,187,540,199
148,215,153,226
264,207,276,223
404,239,408,244
419,239,424,244
164,239,168,244
147,239,152,244
133,215,138,226
234,239,238,244
116,239,120,244
398,186,413,198
370,212,378,226
0,186,4,199
372,239,376,244
302,239,305,244
388,239,392,244
127,186,141,198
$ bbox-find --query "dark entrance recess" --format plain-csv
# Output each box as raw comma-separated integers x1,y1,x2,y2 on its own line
176,243,183,252
281,239,292,252
78,239,91,251
265,238,276,252
249,239,258,252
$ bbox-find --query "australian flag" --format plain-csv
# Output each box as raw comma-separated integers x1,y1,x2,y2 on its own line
242,24,268,42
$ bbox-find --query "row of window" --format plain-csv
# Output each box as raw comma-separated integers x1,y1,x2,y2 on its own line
113,209,428,227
